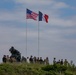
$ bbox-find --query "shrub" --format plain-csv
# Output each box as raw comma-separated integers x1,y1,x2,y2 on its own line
64,71,73,75
41,65,56,71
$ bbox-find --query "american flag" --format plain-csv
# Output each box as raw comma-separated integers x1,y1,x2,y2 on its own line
26,9,38,20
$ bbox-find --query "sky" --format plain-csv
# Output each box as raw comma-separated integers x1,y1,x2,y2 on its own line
0,0,76,64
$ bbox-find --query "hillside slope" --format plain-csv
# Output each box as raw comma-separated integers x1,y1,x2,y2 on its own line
0,63,76,75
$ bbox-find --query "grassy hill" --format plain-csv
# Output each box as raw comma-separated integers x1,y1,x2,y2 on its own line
0,63,76,75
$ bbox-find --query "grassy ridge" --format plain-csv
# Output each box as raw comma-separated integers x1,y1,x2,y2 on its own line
0,63,76,75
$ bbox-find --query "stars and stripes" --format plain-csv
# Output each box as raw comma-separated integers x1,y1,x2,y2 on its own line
26,9,38,20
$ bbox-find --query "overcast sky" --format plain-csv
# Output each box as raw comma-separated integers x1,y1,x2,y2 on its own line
0,0,76,64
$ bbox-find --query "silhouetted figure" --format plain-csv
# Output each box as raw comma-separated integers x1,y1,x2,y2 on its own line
2,55,7,63
33,56,37,63
60,59,63,65
27,57,30,63
57,60,60,64
9,46,21,62
6,55,10,62
37,57,39,63
53,57,56,65
45,57,49,64
10,57,16,63
21,56,27,62
64,59,68,66
39,57,43,64
29,55,33,63
70,60,73,66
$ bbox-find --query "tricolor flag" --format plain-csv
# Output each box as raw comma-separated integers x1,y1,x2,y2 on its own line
39,11,49,23
26,9,38,20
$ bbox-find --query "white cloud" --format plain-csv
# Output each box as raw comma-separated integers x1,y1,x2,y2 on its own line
53,2,69,9
14,0,53,5
0,11,25,22
49,17,76,27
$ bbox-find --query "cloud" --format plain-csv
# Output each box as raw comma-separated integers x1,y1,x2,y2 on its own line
0,8,76,28
0,11,25,22
52,2,69,9
50,17,76,27
14,0,53,5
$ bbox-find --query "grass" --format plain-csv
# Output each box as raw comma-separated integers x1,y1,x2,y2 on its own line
0,62,76,75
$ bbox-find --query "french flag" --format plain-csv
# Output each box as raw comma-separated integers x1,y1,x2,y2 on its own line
39,11,49,23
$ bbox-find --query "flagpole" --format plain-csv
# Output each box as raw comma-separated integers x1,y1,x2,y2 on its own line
26,8,39,57
38,16,39,57
26,9,27,57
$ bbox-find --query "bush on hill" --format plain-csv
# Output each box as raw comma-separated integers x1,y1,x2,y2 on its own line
0,63,76,75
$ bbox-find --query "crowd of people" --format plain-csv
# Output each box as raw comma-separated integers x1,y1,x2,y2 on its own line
2,55,49,65
53,57,67,65
2,46,21,63
2,46,49,64
21,55,49,64
2,46,74,66
2,55,74,67
53,57,74,66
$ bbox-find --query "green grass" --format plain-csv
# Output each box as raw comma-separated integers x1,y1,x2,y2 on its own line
0,63,76,75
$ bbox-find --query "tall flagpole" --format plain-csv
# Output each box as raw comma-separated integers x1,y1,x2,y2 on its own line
38,15,39,57
26,9,27,57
